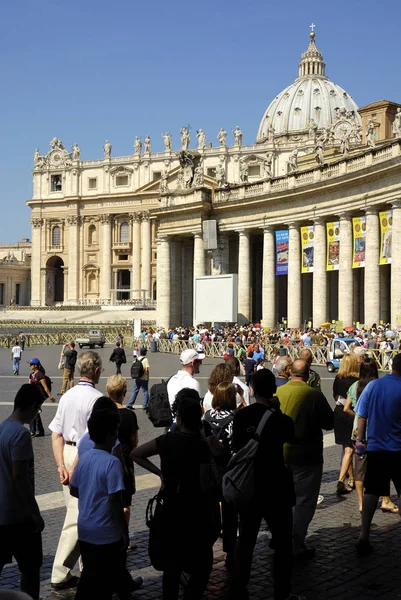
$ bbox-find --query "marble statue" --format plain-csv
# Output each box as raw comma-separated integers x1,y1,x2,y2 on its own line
162,132,172,151
194,159,204,186
134,136,142,155
267,124,275,142
196,129,206,149
72,143,80,160
215,163,226,186
239,159,248,183
351,121,362,143
233,126,243,146
159,170,169,193
50,137,64,149
307,118,318,141
34,148,41,167
104,140,112,158
315,136,325,165
264,154,273,178
392,108,401,138
179,151,194,188
340,133,350,157
180,126,190,151
217,128,227,147
366,119,376,148
145,135,151,153
288,149,298,172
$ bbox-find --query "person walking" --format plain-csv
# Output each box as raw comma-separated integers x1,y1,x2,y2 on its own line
0,384,45,600
231,369,305,600
127,347,150,410
18,332,26,352
109,342,126,375
28,358,54,437
276,358,333,561
59,342,78,395
355,353,401,555
11,341,22,375
48,351,103,591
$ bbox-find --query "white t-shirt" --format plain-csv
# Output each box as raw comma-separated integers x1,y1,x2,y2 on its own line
203,388,244,412
48,382,103,443
233,376,250,405
11,346,22,358
0,419,34,526
167,370,201,407
71,448,125,545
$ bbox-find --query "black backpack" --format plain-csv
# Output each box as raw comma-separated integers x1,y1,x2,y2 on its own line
147,379,173,428
45,375,52,393
131,357,144,379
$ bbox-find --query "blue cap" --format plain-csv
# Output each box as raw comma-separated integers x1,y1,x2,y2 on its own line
28,358,40,365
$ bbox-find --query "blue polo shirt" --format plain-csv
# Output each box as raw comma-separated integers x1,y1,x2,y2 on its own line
356,374,401,451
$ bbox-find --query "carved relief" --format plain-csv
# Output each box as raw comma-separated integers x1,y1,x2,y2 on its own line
31,218,43,228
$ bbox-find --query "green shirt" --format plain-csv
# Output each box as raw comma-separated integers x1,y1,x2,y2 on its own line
276,380,334,466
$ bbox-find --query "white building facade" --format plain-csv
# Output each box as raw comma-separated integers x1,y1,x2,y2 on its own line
27,32,401,328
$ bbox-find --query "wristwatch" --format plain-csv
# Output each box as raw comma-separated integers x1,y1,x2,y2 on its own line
355,436,365,443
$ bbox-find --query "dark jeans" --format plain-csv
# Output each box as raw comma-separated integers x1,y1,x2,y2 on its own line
128,379,149,408
0,522,43,600
75,539,132,600
30,413,44,436
115,362,123,375
162,543,213,600
221,499,238,557
233,496,293,600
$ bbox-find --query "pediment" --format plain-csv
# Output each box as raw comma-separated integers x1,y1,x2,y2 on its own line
110,165,134,178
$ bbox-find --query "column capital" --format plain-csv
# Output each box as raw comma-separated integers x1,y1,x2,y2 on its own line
286,221,300,231
262,224,275,234
129,212,141,223
312,216,326,225
337,212,353,222
390,199,401,209
365,207,379,217
141,211,150,222
99,214,112,224
237,229,251,237
193,231,203,239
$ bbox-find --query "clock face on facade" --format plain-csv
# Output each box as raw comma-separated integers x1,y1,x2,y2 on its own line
50,152,62,166
334,121,351,139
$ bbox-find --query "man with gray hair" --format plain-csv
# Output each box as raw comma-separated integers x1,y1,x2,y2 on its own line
49,352,103,590
275,356,292,388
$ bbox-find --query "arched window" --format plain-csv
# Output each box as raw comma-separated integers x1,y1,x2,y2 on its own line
120,222,129,243
88,224,97,245
52,226,61,246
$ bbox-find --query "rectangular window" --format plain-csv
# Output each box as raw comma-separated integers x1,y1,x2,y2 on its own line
15,284,21,305
51,175,62,192
116,175,129,186
153,171,162,181
119,254,129,261
207,168,215,178
88,178,97,189
248,165,261,178
0,283,4,305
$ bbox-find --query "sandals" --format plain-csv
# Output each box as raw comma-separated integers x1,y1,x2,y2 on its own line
381,505,399,513
336,481,352,495
347,478,355,489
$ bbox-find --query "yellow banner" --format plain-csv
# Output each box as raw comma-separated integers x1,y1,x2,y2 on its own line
301,225,314,273
379,210,392,265
352,216,366,268
326,221,340,271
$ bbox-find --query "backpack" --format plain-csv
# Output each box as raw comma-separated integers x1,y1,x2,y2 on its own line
131,357,145,379
45,375,52,393
147,379,173,427
221,408,274,510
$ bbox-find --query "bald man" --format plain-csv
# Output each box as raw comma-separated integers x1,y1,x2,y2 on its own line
299,348,321,391
276,359,333,561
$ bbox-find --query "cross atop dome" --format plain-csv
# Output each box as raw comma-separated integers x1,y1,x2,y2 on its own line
298,24,326,78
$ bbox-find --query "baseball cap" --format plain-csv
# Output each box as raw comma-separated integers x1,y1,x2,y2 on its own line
28,358,40,365
353,347,366,358
180,349,205,365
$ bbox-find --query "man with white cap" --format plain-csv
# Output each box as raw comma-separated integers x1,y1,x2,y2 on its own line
167,348,205,408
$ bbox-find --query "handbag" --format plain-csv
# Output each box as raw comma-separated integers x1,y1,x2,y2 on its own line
146,490,166,571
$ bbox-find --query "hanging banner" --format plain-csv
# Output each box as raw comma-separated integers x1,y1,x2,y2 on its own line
275,230,289,275
301,225,314,273
379,210,392,265
352,216,366,268
326,221,340,271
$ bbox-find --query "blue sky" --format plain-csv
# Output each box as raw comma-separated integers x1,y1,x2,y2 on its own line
1,0,400,242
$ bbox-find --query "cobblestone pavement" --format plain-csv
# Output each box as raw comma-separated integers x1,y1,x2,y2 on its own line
1,345,400,599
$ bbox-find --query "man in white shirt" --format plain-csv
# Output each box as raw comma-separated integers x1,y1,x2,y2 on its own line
48,351,103,590
11,341,22,375
167,349,205,408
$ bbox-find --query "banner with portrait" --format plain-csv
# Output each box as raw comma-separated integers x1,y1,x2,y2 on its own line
326,221,340,271
275,230,289,275
301,226,314,273
352,216,366,268
379,210,392,265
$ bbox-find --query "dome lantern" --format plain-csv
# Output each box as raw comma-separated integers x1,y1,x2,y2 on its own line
298,28,326,78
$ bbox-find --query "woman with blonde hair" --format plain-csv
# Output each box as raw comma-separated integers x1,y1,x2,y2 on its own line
333,353,359,494
106,375,139,549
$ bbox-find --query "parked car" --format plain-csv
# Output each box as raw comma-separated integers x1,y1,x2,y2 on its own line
76,329,105,349
326,337,362,372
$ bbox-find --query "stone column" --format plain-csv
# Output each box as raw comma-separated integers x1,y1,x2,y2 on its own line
261,227,275,328
171,240,182,326
30,218,43,306
141,212,151,299
156,235,171,329
100,215,112,301
287,223,301,328
364,209,380,327
67,215,80,304
313,218,327,327
131,213,141,300
238,230,251,322
338,214,353,325
193,232,205,279
391,200,401,327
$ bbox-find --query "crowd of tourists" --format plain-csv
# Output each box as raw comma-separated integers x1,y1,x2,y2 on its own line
1,338,401,600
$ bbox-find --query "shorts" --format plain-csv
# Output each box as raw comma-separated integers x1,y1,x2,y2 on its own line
364,451,401,496
353,451,367,482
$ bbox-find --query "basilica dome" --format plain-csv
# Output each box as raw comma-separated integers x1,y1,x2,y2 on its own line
256,32,361,142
